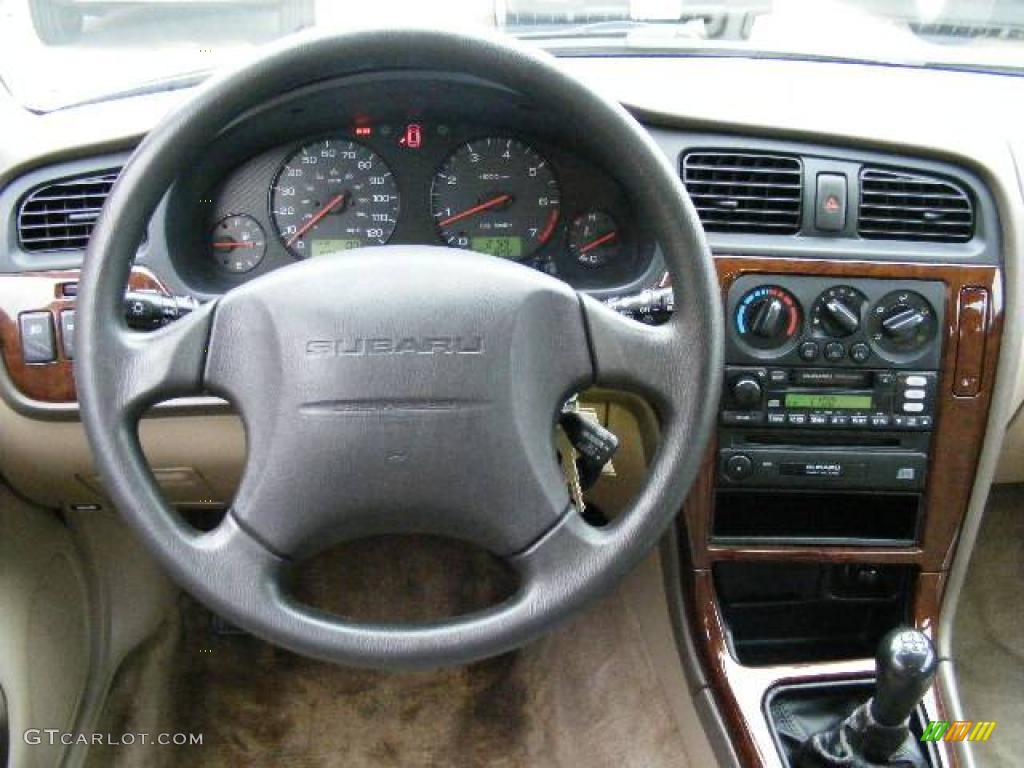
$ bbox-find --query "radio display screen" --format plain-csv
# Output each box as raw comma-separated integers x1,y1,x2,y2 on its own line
784,393,873,410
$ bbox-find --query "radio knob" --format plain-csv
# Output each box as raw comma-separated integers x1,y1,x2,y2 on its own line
731,376,763,408
724,454,754,482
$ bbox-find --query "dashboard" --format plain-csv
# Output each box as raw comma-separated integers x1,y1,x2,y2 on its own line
160,74,656,297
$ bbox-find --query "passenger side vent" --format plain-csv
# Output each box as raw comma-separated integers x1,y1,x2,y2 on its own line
17,170,120,252
681,151,802,235
858,168,973,243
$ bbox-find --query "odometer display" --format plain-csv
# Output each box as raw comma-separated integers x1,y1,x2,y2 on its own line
431,137,559,260
271,138,399,257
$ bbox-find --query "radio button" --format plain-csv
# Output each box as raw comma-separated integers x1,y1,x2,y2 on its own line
787,413,808,425
905,389,926,400
870,415,890,427
903,402,925,413
769,369,789,383
824,342,846,362
906,375,927,387
724,454,754,482
722,411,765,425
809,414,829,425
767,413,787,425
830,414,850,426
799,341,820,361
850,415,870,427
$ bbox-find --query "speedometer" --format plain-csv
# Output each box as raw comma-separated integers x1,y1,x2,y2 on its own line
431,138,560,260
271,138,399,258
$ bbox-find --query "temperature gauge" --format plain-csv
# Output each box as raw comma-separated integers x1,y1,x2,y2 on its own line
569,211,620,268
211,214,266,274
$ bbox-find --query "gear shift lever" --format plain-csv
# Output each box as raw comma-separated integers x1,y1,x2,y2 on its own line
795,628,936,767
872,628,938,728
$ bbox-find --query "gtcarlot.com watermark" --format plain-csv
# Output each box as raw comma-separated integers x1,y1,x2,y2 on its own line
24,730,203,746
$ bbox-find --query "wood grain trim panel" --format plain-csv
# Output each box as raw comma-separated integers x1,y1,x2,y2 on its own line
0,268,169,403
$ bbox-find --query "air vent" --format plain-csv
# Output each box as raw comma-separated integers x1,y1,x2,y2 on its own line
17,170,119,252
858,168,973,243
681,151,802,235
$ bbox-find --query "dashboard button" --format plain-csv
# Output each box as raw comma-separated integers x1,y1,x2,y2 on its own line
768,369,789,384
904,389,926,400
815,173,848,232
850,342,870,363
60,310,76,360
824,341,846,361
787,413,808,425
767,413,787,425
724,454,754,482
798,341,820,361
905,375,927,387
830,414,850,426
850,415,870,427
870,415,890,427
19,312,56,364
903,403,925,413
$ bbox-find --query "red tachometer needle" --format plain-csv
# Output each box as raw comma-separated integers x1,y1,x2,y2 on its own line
212,241,258,249
286,193,347,247
579,231,617,254
439,193,512,227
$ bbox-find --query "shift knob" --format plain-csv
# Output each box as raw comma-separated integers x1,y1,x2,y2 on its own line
871,628,938,727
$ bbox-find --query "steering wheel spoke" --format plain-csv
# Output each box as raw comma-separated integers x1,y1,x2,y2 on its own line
106,301,217,423
580,294,701,416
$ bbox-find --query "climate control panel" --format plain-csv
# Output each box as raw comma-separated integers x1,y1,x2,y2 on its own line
726,275,945,369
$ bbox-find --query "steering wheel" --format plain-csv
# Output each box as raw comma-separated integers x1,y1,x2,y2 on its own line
76,28,722,669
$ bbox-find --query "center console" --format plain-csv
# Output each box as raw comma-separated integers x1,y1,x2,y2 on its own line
676,255,1001,768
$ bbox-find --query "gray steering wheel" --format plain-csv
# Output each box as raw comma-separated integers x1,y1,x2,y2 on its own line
76,28,722,668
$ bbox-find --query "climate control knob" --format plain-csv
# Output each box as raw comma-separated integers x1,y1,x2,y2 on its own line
868,290,937,358
735,286,801,351
731,376,763,409
811,285,867,338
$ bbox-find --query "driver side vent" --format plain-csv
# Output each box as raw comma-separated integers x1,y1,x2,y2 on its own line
17,170,120,252
858,167,974,242
681,151,802,235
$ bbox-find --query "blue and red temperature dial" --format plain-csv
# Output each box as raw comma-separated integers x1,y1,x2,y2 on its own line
735,285,802,350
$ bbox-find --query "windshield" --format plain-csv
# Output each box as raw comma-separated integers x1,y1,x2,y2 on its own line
1,0,1023,112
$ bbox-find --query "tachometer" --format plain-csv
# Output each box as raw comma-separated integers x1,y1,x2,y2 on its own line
271,138,399,258
431,137,560,260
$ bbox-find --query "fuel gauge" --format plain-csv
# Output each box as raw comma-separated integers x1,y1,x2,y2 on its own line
569,211,620,268
210,214,266,274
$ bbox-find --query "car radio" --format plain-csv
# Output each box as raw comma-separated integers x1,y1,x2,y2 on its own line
721,366,936,430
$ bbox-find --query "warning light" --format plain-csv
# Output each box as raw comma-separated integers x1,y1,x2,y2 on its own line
824,195,840,212
354,125,372,137
399,123,423,149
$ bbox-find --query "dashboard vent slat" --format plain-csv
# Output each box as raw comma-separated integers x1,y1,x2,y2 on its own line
681,151,802,235
17,170,120,252
858,168,973,243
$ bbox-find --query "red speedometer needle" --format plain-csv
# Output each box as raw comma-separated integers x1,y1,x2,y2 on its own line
579,231,617,254
439,193,512,227
212,241,258,249
286,193,347,247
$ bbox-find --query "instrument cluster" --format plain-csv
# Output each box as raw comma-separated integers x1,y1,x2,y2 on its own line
198,120,653,292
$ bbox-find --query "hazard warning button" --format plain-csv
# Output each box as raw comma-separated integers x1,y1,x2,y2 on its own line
815,173,847,232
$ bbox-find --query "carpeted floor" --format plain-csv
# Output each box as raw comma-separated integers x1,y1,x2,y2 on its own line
953,483,1024,768
84,536,694,768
